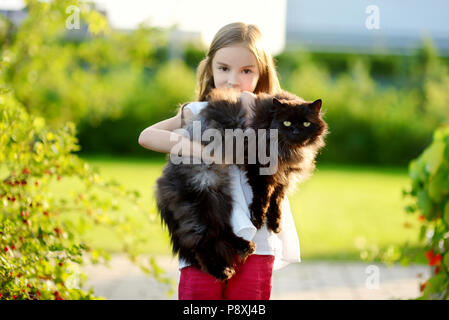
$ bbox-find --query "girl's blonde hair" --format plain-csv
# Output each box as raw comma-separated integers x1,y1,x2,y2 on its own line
196,22,281,101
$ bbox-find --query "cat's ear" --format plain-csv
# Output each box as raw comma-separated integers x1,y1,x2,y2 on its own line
273,97,284,107
310,99,322,113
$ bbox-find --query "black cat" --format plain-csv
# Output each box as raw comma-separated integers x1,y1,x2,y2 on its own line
243,90,329,233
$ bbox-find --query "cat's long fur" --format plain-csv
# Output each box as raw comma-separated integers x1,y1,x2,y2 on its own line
155,88,328,281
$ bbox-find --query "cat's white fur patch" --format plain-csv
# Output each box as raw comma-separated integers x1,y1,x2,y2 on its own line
191,169,219,191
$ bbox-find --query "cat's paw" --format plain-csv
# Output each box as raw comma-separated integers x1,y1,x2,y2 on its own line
236,239,256,258
213,266,236,282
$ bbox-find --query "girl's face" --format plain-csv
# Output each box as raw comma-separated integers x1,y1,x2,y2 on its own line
212,44,260,93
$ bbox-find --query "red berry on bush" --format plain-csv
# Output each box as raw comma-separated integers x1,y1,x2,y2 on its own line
431,254,442,266
43,211,49,217
22,168,31,175
425,249,442,266
20,211,29,217
420,282,427,292
3,247,8,252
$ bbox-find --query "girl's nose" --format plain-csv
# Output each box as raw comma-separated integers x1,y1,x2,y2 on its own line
227,73,239,88
226,81,239,89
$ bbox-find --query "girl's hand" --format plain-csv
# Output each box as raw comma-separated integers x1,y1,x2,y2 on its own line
240,91,256,126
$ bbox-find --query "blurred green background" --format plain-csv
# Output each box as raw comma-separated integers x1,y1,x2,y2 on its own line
1,0,448,262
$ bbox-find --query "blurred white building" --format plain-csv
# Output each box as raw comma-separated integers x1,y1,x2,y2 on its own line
286,0,449,55
94,0,288,56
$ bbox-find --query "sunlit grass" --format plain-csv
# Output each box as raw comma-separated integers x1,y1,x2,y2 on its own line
289,163,422,261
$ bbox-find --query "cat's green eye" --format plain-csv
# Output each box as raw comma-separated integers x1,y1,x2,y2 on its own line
283,121,291,127
303,121,311,127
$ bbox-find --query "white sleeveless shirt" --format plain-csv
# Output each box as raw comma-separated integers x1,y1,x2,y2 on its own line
178,101,301,271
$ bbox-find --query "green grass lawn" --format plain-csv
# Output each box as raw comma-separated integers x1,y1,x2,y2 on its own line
60,155,423,263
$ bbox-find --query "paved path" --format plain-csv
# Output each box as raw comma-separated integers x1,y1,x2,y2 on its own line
80,254,430,300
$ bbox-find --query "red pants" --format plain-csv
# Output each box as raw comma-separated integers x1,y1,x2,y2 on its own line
178,254,275,300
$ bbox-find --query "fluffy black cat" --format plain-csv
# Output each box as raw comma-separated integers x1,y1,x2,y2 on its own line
243,90,329,233
154,88,328,281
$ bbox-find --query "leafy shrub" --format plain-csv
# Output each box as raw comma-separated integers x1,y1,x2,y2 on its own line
0,88,171,300
76,59,196,156
405,125,449,299
0,0,168,127
357,125,449,299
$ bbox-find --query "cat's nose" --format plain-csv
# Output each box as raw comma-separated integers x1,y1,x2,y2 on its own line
293,128,300,135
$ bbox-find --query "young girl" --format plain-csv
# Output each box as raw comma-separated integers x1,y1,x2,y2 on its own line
138,22,301,300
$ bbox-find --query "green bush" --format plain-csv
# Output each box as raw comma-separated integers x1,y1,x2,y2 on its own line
357,125,449,299
0,0,168,128
405,125,449,299
76,59,196,156
0,78,171,301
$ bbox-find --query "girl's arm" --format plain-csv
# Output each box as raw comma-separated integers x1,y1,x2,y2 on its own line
138,105,209,160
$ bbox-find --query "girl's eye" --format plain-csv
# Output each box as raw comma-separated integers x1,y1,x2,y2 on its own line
243,69,252,74
303,121,311,127
283,121,291,127
219,66,228,72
